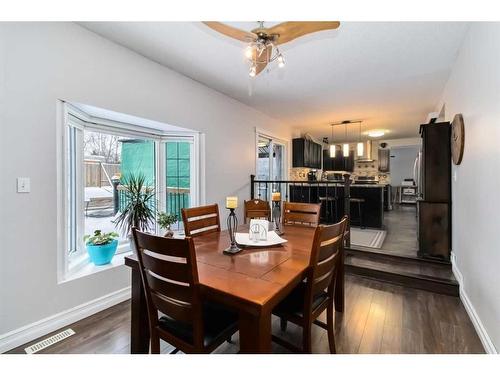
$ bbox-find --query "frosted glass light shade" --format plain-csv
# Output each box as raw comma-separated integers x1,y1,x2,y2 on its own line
343,143,349,157
329,144,336,158
357,142,364,157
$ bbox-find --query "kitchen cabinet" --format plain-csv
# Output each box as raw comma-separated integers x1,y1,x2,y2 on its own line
344,150,355,172
378,148,390,172
418,121,451,261
323,150,333,171
292,138,322,169
322,148,354,172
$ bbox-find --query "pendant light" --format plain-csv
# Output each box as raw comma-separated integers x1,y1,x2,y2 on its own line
357,121,364,157
343,121,349,157
329,124,336,158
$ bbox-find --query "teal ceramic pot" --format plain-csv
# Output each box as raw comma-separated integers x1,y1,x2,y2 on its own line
87,240,118,265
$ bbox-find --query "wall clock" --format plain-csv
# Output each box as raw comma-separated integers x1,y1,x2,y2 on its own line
451,113,465,165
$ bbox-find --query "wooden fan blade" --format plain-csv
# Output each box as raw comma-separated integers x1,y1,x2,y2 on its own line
253,44,272,75
267,21,340,45
203,22,257,42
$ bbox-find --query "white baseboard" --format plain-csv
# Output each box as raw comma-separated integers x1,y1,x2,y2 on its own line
451,252,497,354
0,286,131,353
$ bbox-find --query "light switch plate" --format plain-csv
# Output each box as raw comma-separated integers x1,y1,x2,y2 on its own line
17,177,30,193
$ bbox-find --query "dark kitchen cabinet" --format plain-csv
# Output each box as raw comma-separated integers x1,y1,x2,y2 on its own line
323,148,354,172
344,150,355,172
293,138,322,169
418,201,450,260
420,122,451,202
378,148,390,172
418,121,452,261
323,150,332,171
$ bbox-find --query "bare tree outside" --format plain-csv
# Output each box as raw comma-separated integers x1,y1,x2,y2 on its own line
84,131,122,163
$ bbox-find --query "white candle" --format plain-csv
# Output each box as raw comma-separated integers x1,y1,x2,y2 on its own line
226,196,238,209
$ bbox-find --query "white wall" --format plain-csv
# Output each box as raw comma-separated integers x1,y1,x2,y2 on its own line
389,145,420,186
437,23,500,352
0,23,290,340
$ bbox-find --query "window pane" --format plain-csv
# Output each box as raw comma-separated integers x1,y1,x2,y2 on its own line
165,141,191,230
83,130,155,247
179,159,190,177
166,142,178,158
178,142,190,158
166,159,178,177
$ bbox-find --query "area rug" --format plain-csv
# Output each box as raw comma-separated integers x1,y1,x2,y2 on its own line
350,227,387,249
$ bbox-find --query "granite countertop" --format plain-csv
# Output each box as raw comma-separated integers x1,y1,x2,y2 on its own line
289,181,385,188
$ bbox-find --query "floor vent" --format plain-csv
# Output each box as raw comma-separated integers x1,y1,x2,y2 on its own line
24,328,75,354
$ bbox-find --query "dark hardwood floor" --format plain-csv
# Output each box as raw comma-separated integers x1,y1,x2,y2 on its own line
380,204,418,257
7,275,484,354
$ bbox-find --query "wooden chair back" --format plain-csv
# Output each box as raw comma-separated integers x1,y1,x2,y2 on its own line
132,228,204,347
283,202,321,226
244,199,271,223
307,216,348,302
181,204,221,237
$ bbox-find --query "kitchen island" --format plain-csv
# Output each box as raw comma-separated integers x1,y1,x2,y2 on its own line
288,182,385,229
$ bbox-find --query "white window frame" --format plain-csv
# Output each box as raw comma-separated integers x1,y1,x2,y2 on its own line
57,102,202,282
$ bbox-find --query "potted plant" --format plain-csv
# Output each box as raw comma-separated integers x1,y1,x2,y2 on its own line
84,230,119,265
158,212,178,238
113,173,156,250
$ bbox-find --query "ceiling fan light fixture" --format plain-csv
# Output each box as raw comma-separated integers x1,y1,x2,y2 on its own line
249,64,256,77
245,45,253,59
277,54,285,68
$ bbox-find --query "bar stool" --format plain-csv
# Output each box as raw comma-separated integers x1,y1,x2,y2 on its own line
318,196,338,224
349,197,365,228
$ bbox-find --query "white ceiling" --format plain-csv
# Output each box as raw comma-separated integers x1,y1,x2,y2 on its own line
79,22,469,142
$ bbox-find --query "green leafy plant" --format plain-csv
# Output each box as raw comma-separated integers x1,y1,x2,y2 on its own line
113,173,156,236
157,212,178,229
84,230,119,246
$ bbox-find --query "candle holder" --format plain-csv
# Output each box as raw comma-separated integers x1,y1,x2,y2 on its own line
272,200,284,235
223,208,241,255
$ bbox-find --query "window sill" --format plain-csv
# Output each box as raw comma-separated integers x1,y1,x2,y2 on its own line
61,249,133,284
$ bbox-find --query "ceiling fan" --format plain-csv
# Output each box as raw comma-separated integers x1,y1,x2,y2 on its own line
203,21,340,77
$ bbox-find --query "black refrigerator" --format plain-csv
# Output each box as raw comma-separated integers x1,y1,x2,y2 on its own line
417,122,451,261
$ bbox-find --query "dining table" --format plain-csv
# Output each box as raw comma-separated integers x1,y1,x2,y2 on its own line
124,223,345,354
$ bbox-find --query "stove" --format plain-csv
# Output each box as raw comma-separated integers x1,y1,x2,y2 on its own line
354,176,379,184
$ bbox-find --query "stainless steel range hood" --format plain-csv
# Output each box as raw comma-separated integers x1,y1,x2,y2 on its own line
357,140,374,161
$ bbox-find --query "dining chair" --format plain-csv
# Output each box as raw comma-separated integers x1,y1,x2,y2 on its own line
283,201,321,226
132,228,239,354
271,216,348,353
244,199,271,223
181,204,221,237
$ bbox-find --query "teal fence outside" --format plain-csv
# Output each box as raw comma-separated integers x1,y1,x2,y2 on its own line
117,187,189,223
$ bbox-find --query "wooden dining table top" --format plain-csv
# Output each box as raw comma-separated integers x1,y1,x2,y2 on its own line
125,224,316,314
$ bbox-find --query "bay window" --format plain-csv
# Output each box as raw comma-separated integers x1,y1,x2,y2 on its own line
60,103,200,278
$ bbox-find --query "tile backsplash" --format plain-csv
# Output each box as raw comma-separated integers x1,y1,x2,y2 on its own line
290,167,312,181
290,162,391,184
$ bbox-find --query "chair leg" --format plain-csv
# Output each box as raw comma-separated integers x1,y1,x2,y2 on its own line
280,317,288,332
327,305,337,354
302,324,312,354
150,332,160,354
